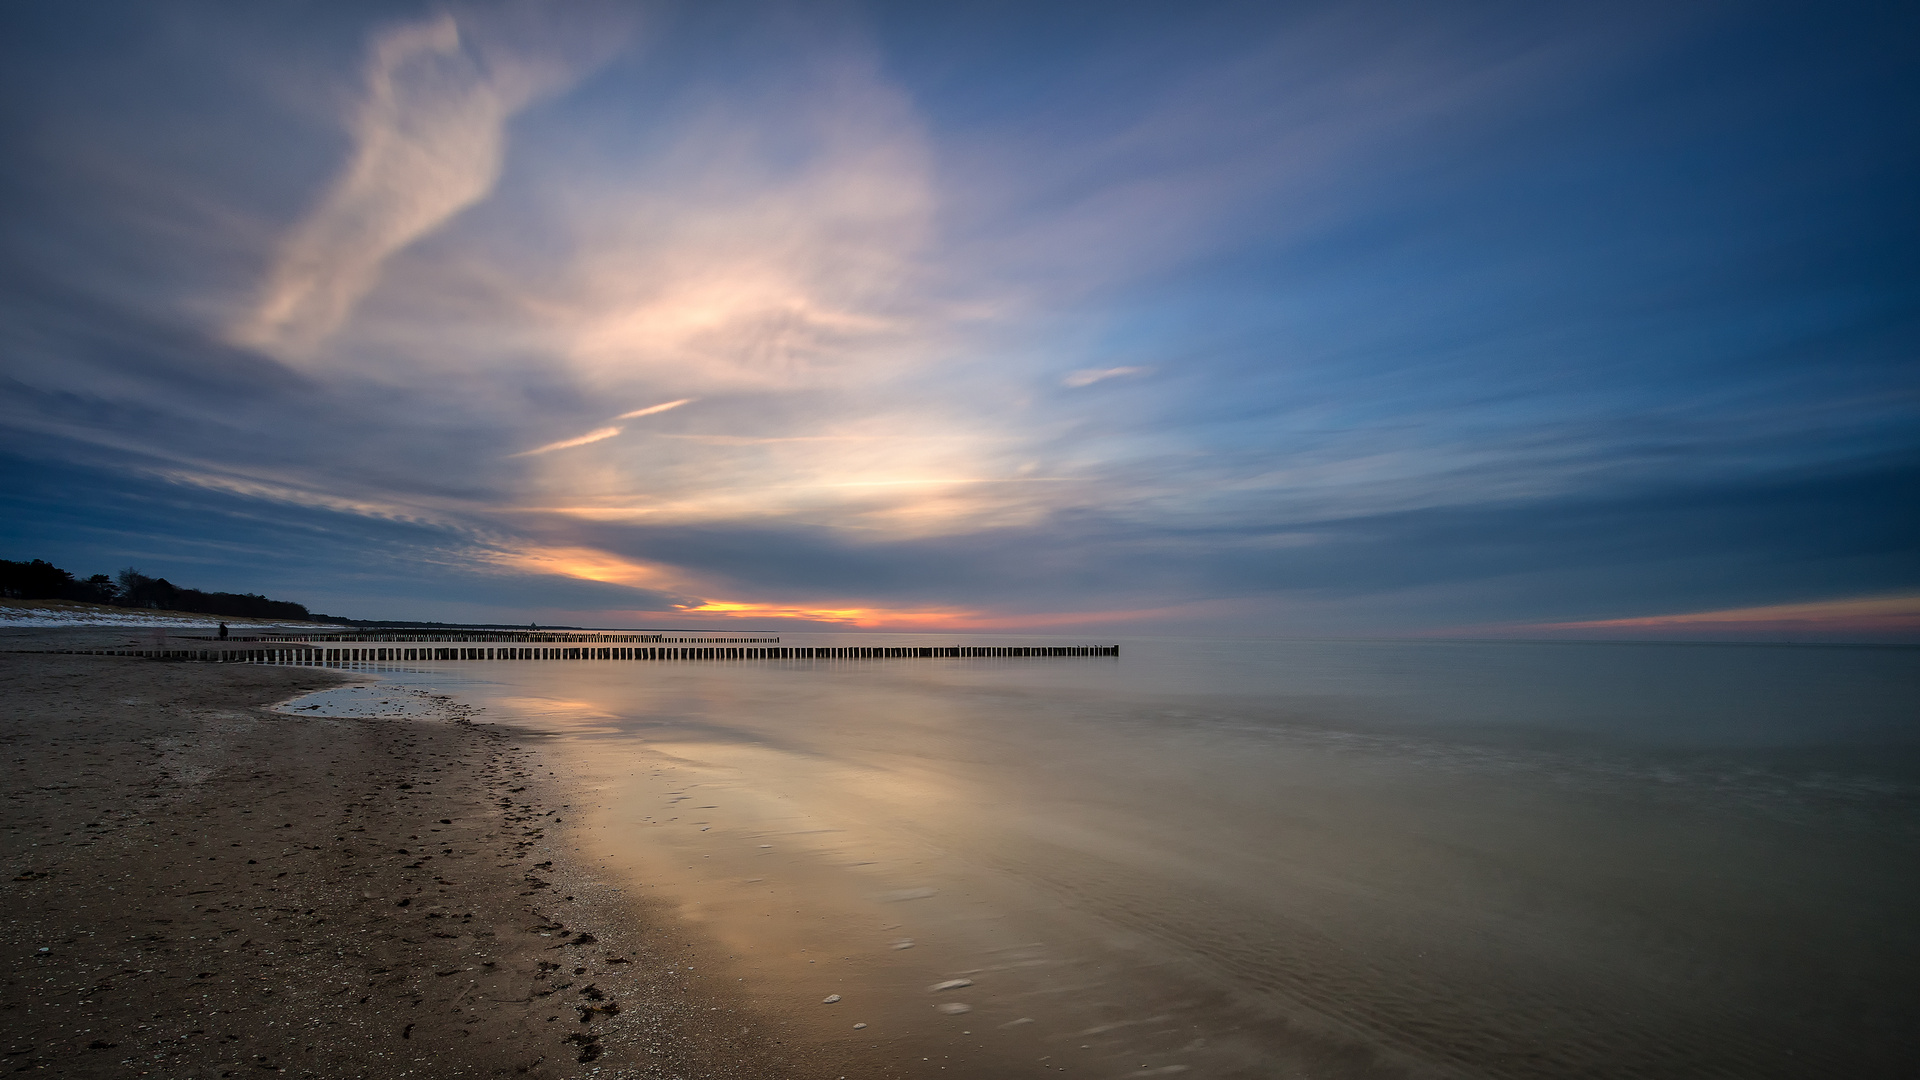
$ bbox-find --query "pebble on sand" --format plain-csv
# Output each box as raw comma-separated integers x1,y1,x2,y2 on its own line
928,978,973,992
822,994,841,1004
853,1022,867,1029
936,1002,972,1015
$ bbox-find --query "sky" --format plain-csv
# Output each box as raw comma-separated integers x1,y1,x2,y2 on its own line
1,0,1915,639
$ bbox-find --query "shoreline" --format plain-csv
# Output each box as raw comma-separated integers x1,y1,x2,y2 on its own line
0,598,344,632
0,645,816,1078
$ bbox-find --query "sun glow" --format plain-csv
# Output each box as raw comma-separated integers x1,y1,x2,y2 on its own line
484,545,684,592
674,601,982,627
486,542,1191,630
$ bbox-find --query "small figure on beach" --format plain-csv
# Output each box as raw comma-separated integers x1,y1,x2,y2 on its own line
218,622,229,640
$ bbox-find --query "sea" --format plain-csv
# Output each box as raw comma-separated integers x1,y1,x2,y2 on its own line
308,635,1920,1079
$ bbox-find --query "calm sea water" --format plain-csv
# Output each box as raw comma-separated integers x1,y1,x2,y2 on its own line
335,636,1920,1079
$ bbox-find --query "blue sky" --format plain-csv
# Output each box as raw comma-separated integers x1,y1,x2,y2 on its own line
2,0,1915,635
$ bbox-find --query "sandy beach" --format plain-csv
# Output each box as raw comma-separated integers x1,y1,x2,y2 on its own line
8,632,1915,1080
0,637,819,1079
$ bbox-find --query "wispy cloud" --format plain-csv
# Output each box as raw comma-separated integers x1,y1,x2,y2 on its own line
615,398,694,420
511,399,694,457
229,7,620,360
481,544,685,593
229,14,508,358
511,425,624,457
1526,594,1920,637
1063,366,1151,388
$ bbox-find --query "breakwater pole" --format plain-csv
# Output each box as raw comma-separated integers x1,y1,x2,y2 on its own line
245,633,783,645
40,639,1118,664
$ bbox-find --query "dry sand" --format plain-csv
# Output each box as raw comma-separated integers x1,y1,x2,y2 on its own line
0,643,818,1078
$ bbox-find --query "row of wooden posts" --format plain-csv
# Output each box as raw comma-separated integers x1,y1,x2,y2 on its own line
232,633,780,644
55,644,1120,664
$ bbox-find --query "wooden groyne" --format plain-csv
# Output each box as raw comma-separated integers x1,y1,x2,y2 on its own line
221,632,781,644
40,643,1119,664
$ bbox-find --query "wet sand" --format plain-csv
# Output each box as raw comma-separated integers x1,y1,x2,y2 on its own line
0,642,820,1078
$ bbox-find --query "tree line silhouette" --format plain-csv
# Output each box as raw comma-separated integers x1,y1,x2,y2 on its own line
0,558,312,620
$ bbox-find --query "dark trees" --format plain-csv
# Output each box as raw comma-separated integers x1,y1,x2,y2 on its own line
1,558,310,620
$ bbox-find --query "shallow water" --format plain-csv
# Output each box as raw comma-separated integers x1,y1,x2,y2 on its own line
338,636,1920,1078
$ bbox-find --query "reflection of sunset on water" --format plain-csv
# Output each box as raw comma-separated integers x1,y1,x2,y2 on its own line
389,636,1920,1077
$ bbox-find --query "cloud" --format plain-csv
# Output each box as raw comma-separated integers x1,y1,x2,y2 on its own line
673,600,980,627
1525,594,1920,637
473,539,1218,629
615,398,695,420
1063,366,1151,388
511,425,623,457
506,399,693,458
478,542,999,627
228,14,506,358
672,598,1230,630
7,2,1917,631
546,52,938,394
229,7,621,360
511,399,691,457
481,543,684,592
153,467,458,528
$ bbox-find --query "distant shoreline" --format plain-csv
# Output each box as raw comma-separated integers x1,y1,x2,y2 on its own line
0,596,797,636
0,596,344,629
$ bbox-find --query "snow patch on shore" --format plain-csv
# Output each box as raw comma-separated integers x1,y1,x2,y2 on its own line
0,605,342,629
276,683,472,722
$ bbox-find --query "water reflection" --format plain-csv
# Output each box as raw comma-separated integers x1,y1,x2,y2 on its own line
366,637,1920,1078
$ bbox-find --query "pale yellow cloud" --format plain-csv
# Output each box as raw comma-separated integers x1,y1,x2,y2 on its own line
615,398,694,420
225,28,1083,549
482,545,682,592
231,9,619,360
457,53,1067,539
546,59,937,394
511,432,1073,535
510,425,624,457
231,14,508,358
510,399,693,458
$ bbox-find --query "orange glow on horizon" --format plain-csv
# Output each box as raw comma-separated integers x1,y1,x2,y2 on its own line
675,600,982,627
669,598,1224,631
495,543,1231,631
1526,593,1920,635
